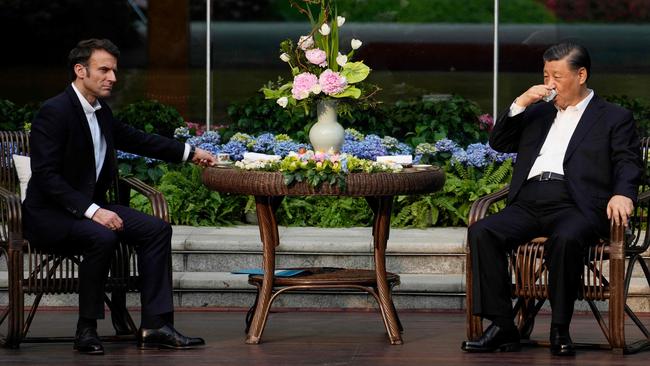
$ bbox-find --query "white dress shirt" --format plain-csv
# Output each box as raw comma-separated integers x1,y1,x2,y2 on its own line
508,90,594,179
71,83,106,219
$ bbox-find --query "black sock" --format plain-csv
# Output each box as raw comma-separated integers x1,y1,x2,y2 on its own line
140,313,168,329
77,317,97,331
551,322,570,335
492,316,516,331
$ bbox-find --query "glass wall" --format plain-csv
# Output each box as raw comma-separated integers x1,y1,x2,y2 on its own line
0,0,648,131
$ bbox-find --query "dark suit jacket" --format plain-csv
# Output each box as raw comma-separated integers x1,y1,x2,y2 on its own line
490,94,643,233
23,85,186,245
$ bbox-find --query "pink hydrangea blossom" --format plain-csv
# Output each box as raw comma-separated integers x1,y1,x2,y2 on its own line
318,69,347,95
305,48,327,67
291,72,319,100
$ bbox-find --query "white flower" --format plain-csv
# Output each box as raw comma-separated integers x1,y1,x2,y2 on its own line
279,53,290,62
276,97,288,108
337,16,346,27
351,39,362,50
319,23,331,36
298,35,314,50
311,84,322,95
336,52,348,67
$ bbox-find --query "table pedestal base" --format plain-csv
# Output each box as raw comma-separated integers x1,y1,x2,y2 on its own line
245,267,403,344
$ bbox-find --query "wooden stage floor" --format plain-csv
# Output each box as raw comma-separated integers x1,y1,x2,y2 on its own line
1,308,649,365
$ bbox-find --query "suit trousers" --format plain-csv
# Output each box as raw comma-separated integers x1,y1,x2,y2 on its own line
67,205,173,320
468,180,600,324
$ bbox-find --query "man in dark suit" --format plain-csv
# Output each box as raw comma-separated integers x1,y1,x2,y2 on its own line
461,43,642,356
23,39,217,355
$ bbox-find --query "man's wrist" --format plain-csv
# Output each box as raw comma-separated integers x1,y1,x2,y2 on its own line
188,145,196,161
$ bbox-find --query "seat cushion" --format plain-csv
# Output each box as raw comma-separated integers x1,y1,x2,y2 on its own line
12,154,31,202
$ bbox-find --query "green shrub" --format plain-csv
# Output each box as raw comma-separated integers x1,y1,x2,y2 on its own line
605,95,650,137
115,100,185,138
393,160,512,227
0,99,36,131
130,164,247,226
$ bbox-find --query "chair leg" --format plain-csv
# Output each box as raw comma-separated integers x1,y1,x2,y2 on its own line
4,245,24,348
106,292,137,336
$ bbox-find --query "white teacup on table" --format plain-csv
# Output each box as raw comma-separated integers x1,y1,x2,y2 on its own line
217,153,230,163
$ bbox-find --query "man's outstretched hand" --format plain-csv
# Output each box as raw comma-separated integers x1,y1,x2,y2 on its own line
192,147,218,167
607,195,634,227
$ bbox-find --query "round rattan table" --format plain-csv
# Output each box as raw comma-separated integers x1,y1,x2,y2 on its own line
202,166,445,345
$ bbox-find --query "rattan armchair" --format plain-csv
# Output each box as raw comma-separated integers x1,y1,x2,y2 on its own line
0,130,170,348
465,137,650,354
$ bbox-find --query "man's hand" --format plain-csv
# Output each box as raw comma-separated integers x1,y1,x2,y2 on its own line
92,208,123,231
515,84,555,108
607,195,634,227
192,147,218,167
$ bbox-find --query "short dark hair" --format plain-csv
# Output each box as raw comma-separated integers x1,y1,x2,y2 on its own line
543,42,591,80
68,39,120,81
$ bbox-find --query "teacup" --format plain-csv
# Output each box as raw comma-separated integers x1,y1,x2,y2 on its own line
217,153,230,163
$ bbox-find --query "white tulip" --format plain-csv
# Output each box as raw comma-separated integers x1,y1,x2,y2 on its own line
276,97,288,108
280,53,290,62
337,16,346,27
319,23,331,36
336,52,348,67
351,39,362,50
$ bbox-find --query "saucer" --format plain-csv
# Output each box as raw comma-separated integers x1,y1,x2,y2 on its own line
215,161,233,168
412,164,433,171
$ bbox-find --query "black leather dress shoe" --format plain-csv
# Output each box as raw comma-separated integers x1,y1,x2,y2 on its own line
550,326,575,356
138,324,206,350
461,323,521,352
73,327,104,355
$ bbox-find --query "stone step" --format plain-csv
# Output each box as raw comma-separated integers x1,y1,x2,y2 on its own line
1,272,649,312
173,225,467,275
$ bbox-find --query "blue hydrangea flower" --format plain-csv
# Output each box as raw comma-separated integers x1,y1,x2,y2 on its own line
273,141,309,157
486,143,517,163
116,151,157,164
220,141,247,161
450,149,468,166
252,133,276,154
198,142,220,156
230,132,254,146
344,128,364,142
435,138,459,153
466,143,488,168
394,142,413,156
200,130,221,145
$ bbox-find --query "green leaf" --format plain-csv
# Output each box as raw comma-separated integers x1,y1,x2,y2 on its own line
340,62,370,84
332,86,361,99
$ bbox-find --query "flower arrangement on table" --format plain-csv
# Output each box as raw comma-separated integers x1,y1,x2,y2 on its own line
235,148,402,190
261,0,377,111
260,0,379,154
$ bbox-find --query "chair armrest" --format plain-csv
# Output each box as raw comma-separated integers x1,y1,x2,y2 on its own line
118,177,170,223
468,185,510,226
0,186,25,249
637,189,650,204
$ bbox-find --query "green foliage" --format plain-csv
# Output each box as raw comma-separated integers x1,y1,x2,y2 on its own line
130,164,247,226
393,160,513,227
115,100,185,138
118,160,167,186
276,196,373,227
0,99,36,131
271,0,556,23
605,95,650,137
224,94,313,141
384,95,488,146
